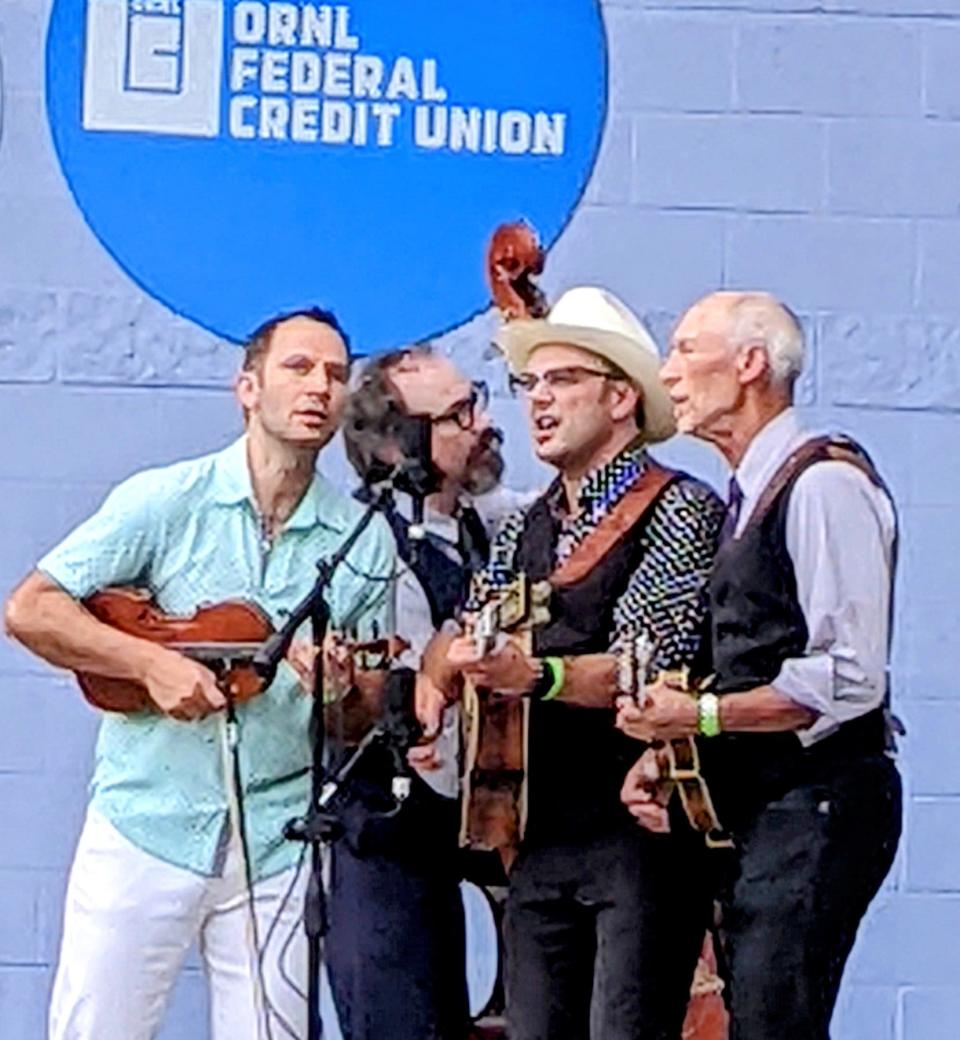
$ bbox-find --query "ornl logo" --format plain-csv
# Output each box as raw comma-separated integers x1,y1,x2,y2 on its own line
48,1,608,350
83,0,223,137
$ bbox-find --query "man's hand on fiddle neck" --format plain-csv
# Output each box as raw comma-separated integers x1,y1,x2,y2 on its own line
408,672,450,772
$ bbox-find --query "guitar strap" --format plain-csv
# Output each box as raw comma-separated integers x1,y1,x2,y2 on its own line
550,461,676,588
548,461,734,848
746,434,902,752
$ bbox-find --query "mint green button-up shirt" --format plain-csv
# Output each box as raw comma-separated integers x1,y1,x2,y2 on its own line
38,437,395,880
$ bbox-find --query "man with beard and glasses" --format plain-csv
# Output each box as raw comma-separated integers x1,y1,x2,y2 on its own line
327,345,530,1040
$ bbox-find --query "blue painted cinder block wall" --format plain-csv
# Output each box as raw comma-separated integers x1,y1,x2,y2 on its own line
1,1,958,1036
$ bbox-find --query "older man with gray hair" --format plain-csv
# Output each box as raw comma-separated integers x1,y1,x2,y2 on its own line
618,290,903,1039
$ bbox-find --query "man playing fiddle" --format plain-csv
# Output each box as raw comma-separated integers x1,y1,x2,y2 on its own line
420,287,726,1040
4,309,396,1040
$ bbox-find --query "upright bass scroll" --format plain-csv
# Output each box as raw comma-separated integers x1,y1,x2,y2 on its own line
486,221,549,321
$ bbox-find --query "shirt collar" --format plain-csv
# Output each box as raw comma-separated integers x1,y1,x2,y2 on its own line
211,435,342,533
734,406,804,504
546,437,649,515
211,436,252,506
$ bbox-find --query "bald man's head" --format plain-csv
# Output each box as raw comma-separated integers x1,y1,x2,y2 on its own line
661,291,804,444
685,291,805,389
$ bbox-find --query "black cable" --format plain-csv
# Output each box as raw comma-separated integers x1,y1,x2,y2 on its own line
341,558,405,583
227,702,302,1040
265,847,310,1004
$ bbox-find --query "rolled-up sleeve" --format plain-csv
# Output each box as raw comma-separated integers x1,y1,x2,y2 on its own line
773,461,896,746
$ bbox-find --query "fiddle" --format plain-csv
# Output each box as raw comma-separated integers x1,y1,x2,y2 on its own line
77,588,271,712
76,588,406,739
302,630,411,744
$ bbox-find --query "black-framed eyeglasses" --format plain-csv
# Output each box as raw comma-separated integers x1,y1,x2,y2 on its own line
430,380,489,430
508,365,621,396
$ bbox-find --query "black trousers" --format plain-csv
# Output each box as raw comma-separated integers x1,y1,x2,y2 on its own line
716,752,902,1040
325,775,469,1040
504,826,711,1040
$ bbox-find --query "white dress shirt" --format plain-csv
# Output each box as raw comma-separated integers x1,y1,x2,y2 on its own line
392,486,537,797
732,408,897,747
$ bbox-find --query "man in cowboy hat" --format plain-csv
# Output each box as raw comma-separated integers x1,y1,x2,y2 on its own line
419,286,726,1040
617,291,902,1039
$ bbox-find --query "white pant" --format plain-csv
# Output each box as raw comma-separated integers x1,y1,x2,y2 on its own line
49,808,309,1040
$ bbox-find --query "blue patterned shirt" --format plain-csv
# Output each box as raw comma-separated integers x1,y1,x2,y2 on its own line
477,444,726,673
38,436,395,880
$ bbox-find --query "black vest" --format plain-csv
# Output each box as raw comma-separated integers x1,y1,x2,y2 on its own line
702,440,889,827
514,477,679,845
379,506,469,626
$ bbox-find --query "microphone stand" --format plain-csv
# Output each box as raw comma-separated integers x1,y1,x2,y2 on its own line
252,482,394,1040
250,427,437,1040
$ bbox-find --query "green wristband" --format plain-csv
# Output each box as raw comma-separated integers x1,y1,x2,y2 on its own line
540,656,565,701
697,692,721,738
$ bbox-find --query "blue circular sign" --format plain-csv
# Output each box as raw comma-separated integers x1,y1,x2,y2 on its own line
47,1,607,351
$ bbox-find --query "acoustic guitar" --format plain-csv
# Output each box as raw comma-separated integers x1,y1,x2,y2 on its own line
458,570,550,873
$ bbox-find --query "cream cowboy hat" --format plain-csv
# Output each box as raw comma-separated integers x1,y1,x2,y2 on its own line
494,286,676,444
